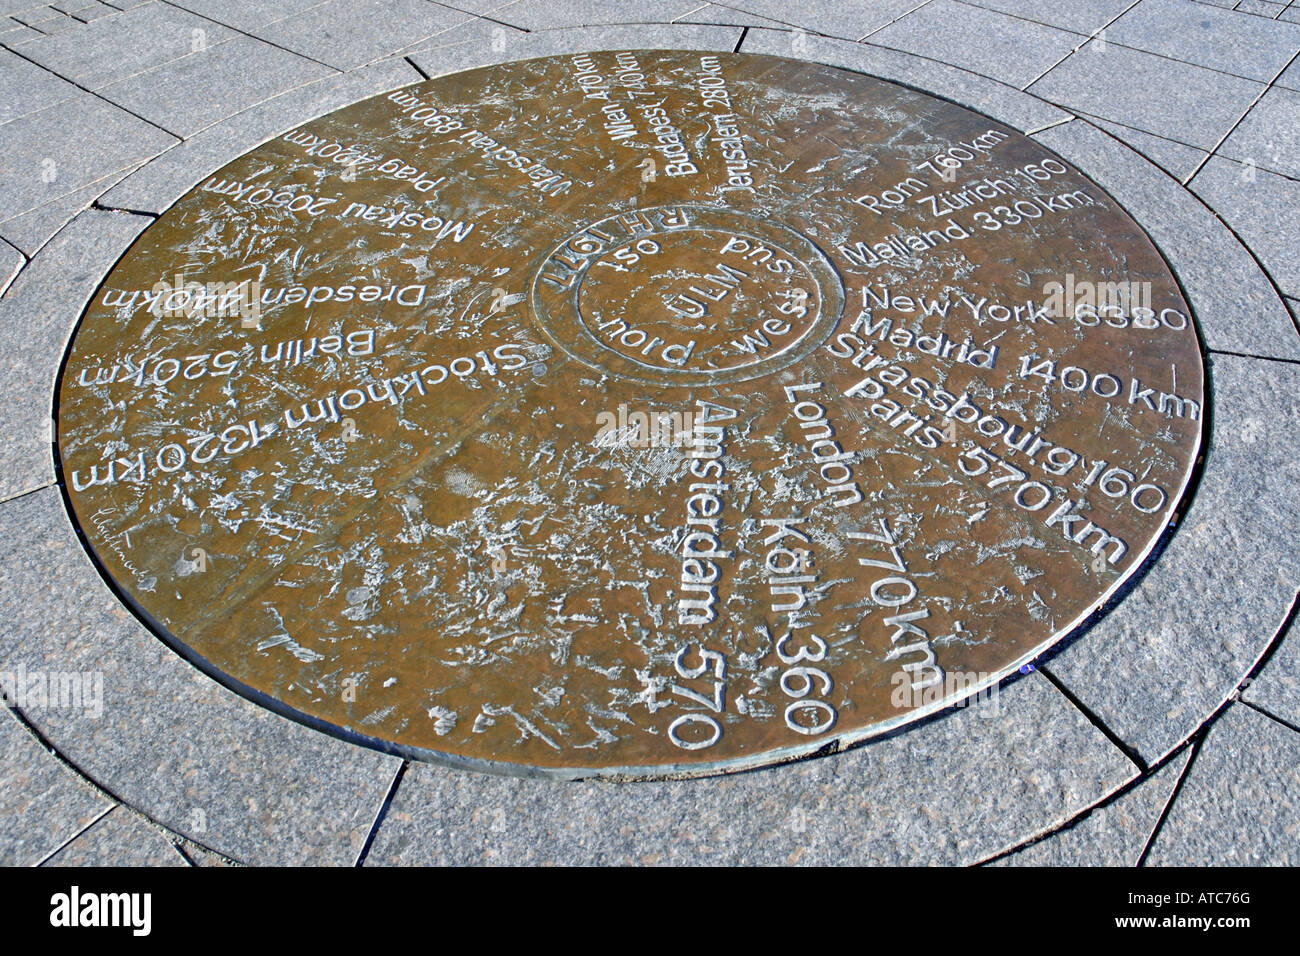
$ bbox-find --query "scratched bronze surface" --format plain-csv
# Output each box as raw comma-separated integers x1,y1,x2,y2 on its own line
56,51,1204,778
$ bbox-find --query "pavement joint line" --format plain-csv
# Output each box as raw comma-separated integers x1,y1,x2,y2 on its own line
404,54,430,80
0,165,154,262
1119,588,1300,859
0,42,184,142
30,802,115,868
447,0,526,29
3,684,249,866
704,0,839,40
671,2,711,23
1021,0,1143,94
161,67,375,142
90,199,160,218
856,0,936,42
66,6,101,25
156,0,346,75
1093,25,1292,89
0,235,30,265
1068,107,1217,169
732,25,746,53
1037,662,1149,774
1136,728,1206,866
354,760,409,868
1206,347,1300,365
1179,197,1300,341
948,0,1090,40
470,12,530,34
0,481,56,507
1238,699,1300,737
1023,115,1074,137
976,736,1197,866
1184,44,1300,185
1236,589,1300,693
0,159,149,228
841,21,1173,107
851,35,1050,97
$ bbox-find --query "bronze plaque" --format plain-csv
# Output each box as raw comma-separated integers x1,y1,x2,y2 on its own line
55,51,1204,778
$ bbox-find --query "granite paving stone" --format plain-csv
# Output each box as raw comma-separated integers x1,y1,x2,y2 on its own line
958,0,1132,34
0,236,23,294
718,0,925,39
740,28,1072,135
20,10,79,35
869,0,1083,89
1283,5,1300,23
175,841,236,865
1035,120,1300,359
1029,40,1263,152
433,0,523,13
0,46,80,124
1242,612,1300,728
991,749,1191,865
13,4,63,25
489,0,714,33
1078,113,1209,181
1190,155,1300,300
0,209,148,502
366,674,1136,865
674,2,788,28
165,0,327,33
14,1,238,90
1038,353,1300,765
1146,705,1300,865
1106,0,1300,81
0,487,402,865
1218,87,1300,180
0,707,111,866
0,89,175,223
0,20,45,41
1236,0,1286,15
408,21,743,78
1261,30,1300,91
99,57,419,215
0,162,139,255
62,1,120,22
96,33,336,139
252,0,469,71
0,0,56,15
401,13,525,57
40,806,188,866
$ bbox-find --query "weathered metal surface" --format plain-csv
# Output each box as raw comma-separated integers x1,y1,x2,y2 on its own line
55,51,1204,778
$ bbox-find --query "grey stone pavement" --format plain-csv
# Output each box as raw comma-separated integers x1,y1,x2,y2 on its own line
1,0,1298,866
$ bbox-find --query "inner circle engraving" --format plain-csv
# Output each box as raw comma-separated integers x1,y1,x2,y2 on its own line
531,205,845,385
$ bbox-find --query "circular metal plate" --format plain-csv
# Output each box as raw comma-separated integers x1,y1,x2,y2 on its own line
55,51,1204,779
